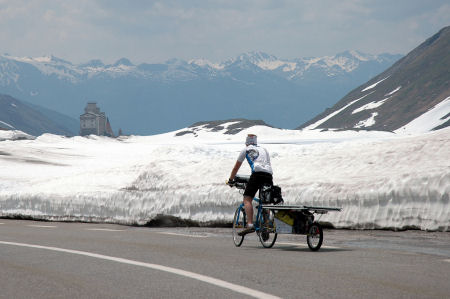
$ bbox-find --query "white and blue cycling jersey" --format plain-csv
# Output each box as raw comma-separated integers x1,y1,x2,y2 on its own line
237,144,273,174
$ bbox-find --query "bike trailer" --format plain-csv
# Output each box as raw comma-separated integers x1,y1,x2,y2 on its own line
262,205,341,235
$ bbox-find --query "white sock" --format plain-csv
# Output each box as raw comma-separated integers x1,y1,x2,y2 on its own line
247,223,254,228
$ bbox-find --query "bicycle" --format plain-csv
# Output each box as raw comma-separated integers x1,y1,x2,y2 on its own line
229,174,341,251
229,175,278,248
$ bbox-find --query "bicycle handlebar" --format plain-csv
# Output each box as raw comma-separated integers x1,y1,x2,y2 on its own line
226,180,247,190
233,182,246,190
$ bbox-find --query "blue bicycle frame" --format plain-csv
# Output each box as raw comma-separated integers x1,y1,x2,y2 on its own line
235,196,265,232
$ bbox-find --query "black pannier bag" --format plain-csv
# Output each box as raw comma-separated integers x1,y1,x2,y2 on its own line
260,185,284,204
271,185,284,204
259,185,273,204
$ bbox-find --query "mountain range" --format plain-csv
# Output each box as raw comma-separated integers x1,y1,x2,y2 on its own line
299,26,450,133
0,50,401,135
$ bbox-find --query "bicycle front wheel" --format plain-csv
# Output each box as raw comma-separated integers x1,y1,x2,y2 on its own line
258,209,277,248
232,206,246,247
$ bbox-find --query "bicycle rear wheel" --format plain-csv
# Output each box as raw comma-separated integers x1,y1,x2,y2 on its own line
232,206,246,247
258,209,277,248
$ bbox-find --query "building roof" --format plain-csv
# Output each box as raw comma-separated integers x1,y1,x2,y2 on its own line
80,112,99,118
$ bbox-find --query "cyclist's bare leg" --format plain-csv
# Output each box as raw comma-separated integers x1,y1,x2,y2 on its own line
243,196,253,226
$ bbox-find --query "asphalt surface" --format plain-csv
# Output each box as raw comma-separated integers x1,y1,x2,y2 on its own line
0,219,449,298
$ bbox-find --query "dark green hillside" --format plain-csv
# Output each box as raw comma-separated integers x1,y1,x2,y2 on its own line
0,94,77,136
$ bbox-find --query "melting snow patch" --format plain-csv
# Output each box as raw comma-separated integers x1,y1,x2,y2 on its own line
352,98,390,114
361,76,390,92
223,121,240,129
386,86,401,96
354,112,378,128
304,91,375,130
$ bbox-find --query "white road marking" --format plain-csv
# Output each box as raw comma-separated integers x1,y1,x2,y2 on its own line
276,242,340,249
86,228,125,232
0,223,4,225
444,259,450,263
157,232,208,238
27,225,57,228
0,240,280,299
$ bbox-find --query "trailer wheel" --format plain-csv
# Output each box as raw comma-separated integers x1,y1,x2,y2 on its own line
306,222,323,251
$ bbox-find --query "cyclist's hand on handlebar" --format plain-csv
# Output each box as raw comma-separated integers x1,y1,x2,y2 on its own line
226,179,235,187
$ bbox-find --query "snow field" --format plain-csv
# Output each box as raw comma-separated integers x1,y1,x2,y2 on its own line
0,126,449,231
0,129,34,141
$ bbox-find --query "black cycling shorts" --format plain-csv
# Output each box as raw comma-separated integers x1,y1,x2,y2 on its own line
244,172,273,198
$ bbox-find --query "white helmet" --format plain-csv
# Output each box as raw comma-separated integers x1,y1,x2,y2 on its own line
245,134,257,146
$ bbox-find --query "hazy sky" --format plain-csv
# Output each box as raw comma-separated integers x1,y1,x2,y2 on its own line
0,0,448,64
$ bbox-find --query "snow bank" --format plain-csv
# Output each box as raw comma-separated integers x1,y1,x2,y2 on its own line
0,127,449,231
0,130,35,141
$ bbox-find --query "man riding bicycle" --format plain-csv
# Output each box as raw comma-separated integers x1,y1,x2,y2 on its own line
228,134,273,236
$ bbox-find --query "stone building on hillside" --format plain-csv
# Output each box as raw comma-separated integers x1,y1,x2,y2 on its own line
80,102,114,137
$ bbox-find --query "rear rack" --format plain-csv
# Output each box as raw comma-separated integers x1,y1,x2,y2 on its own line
261,204,341,214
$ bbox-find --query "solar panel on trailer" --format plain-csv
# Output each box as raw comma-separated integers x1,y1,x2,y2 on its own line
261,205,341,212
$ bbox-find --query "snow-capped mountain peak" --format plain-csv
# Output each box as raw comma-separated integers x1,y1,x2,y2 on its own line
188,58,224,70
1,54,81,83
223,51,292,71
4,54,73,66
248,52,294,71
298,50,374,74
112,58,134,67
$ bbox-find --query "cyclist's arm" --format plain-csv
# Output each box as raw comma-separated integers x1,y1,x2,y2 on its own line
229,161,242,181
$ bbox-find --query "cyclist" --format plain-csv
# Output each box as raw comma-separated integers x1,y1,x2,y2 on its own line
228,134,273,235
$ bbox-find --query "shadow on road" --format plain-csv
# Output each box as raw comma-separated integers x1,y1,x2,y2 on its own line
269,245,352,253
238,243,352,253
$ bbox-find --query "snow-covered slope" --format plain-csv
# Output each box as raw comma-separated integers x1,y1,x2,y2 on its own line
0,124,448,231
395,96,450,134
299,26,450,132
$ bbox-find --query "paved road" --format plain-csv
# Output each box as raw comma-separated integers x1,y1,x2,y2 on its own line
0,219,449,298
